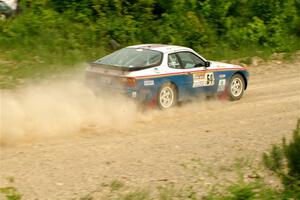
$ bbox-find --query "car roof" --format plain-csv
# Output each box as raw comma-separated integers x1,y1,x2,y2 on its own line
127,44,192,53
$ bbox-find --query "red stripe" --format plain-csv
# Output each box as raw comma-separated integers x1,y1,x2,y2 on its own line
135,68,246,79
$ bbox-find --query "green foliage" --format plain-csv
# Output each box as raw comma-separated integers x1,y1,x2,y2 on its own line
283,119,300,181
263,119,300,197
0,186,22,200
157,184,199,200
0,0,299,64
118,190,149,200
203,181,283,200
110,180,125,191
263,145,284,173
228,184,256,200
0,0,299,89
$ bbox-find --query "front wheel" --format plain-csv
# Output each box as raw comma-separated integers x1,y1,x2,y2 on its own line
157,83,177,109
228,74,245,101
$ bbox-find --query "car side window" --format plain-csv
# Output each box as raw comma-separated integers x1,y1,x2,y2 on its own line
168,53,181,69
177,52,205,69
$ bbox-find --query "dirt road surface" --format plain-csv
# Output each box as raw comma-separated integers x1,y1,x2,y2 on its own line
1,57,300,199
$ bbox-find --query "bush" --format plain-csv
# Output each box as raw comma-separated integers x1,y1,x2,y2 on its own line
0,186,22,200
263,119,300,197
1,0,299,64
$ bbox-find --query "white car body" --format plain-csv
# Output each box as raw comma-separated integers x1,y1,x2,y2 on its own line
86,44,249,108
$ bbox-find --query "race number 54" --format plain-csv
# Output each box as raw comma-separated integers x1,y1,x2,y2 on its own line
206,72,214,86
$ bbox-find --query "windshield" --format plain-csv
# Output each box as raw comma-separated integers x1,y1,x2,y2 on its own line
95,48,162,68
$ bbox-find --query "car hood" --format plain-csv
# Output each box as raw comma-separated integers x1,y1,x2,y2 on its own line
209,61,244,70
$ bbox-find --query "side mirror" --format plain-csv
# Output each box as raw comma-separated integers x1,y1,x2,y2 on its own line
205,61,211,68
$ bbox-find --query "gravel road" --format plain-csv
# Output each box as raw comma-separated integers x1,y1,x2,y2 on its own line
0,57,299,199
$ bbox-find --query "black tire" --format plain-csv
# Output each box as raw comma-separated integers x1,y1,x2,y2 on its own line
228,74,245,101
157,83,177,109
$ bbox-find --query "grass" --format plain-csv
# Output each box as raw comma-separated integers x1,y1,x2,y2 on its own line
0,180,282,200
0,156,285,200
202,45,274,62
110,180,125,191
118,190,149,200
1,42,299,89
0,168,296,200
0,186,22,200
204,181,282,200
0,46,107,88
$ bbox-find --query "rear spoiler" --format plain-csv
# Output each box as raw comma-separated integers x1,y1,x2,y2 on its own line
89,62,155,72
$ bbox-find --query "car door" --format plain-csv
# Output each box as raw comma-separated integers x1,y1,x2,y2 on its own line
176,51,217,95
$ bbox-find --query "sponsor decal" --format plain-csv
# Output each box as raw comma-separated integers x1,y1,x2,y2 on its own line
219,74,226,78
144,80,154,86
217,79,226,92
193,72,214,88
193,72,205,79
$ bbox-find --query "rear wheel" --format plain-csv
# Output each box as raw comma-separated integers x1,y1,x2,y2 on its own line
228,74,245,101
158,83,177,109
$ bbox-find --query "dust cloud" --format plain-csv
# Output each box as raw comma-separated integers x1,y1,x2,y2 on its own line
0,78,139,145
0,74,231,146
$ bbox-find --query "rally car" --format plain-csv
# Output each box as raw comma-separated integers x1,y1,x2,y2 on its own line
86,44,249,109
